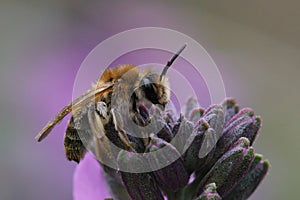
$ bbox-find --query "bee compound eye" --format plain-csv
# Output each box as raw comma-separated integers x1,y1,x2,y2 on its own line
142,78,152,88
141,78,156,94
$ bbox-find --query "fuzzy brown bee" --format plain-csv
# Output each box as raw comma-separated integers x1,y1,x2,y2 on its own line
35,44,186,163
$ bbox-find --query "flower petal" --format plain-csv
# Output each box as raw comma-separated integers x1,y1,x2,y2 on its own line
73,152,111,200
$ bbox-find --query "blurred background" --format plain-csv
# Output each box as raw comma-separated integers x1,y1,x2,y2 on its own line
1,0,299,199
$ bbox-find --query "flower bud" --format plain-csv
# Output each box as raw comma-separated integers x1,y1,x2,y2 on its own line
223,154,269,200
117,150,164,200
196,183,221,200
148,136,189,191
222,98,239,125
183,119,209,174
199,105,224,162
172,115,194,154
189,105,224,174
197,137,254,197
202,104,224,141
184,97,199,118
189,108,205,123
214,108,261,162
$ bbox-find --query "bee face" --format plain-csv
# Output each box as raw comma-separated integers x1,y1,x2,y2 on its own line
137,72,170,107
108,67,170,129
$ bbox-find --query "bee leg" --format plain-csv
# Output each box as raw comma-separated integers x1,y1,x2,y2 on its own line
86,103,116,164
110,108,135,152
96,101,108,120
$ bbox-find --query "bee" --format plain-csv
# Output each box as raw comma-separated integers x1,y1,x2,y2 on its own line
35,44,187,163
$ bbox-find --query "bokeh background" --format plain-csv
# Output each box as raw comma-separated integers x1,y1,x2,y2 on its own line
1,0,299,199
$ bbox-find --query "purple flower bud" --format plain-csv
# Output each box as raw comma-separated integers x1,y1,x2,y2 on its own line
213,108,261,162
224,108,254,128
186,105,224,175
117,150,164,200
189,108,205,123
71,98,269,200
183,119,209,174
222,98,240,125
120,172,164,200
223,155,269,200
148,136,189,191
171,115,194,154
197,137,254,197
198,105,224,163
202,104,224,141
184,97,199,118
196,183,221,200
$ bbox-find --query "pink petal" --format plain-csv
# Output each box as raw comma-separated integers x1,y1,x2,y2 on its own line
73,152,112,200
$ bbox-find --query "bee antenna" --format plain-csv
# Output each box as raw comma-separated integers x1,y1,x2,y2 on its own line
160,44,187,81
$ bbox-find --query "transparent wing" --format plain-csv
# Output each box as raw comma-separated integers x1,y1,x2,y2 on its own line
35,83,113,142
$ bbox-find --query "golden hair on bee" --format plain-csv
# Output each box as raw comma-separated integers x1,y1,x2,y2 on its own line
98,64,137,84
36,44,187,163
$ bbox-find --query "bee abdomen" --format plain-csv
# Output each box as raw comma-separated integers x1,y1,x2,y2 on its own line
64,118,86,163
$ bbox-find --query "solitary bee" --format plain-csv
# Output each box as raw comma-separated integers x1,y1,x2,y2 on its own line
35,44,186,163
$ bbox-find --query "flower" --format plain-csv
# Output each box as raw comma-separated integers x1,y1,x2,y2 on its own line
73,152,111,200
73,98,269,200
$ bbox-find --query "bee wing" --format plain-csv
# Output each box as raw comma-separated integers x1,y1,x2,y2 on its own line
35,83,114,142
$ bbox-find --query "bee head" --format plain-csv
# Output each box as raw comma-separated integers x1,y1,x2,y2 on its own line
139,72,170,108
134,44,186,110
129,71,169,127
